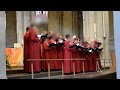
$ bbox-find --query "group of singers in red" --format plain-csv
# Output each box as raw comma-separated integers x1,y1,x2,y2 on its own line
24,24,103,74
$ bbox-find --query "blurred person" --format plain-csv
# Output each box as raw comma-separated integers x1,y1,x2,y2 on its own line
72,38,81,73
48,34,58,70
56,36,64,70
23,26,31,73
64,34,73,74
29,24,41,73
42,37,50,71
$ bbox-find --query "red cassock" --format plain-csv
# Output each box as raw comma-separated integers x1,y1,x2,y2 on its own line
92,52,97,71
57,46,64,70
42,42,50,71
23,32,30,73
96,52,102,69
64,40,73,74
48,39,58,70
40,43,44,70
80,51,88,72
29,29,41,72
72,49,81,73
86,52,93,71
92,48,102,72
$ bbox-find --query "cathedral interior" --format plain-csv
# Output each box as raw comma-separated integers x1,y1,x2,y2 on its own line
5,11,116,79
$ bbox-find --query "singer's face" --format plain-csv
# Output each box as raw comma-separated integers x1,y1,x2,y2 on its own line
95,44,98,47
91,42,94,47
34,27,39,34
43,31,47,34
45,39,48,42
74,40,78,44
58,38,61,41
68,37,71,41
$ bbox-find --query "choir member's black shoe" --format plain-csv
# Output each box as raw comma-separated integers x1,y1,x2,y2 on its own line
75,72,80,74
64,73,72,75
80,71,83,73
88,71,94,72
24,72,31,74
50,69,55,71
34,72,40,74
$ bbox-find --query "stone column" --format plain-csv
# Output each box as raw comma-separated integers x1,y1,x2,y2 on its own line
83,11,90,41
88,11,95,41
113,11,120,79
62,11,73,36
95,11,104,64
109,11,115,54
96,11,103,43
16,11,24,45
72,11,78,36
0,11,7,79
104,11,110,66
6,11,16,48
48,11,59,33
57,11,63,35
30,11,36,22
23,11,31,33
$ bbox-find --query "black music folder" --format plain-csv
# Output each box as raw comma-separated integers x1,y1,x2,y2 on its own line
48,43,56,48
41,34,48,40
69,44,77,48
57,43,64,47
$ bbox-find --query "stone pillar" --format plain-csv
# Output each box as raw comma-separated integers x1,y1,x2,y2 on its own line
62,11,73,36
109,11,115,53
88,11,95,41
48,11,59,33
83,11,86,38
23,11,31,33
113,11,120,79
104,11,110,66
0,11,7,79
30,11,36,22
72,11,77,37
16,11,24,45
57,11,63,35
83,11,95,41
96,11,103,43
95,11,104,64
6,11,17,48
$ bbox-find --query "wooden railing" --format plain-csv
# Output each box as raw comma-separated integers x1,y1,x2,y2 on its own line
27,58,110,79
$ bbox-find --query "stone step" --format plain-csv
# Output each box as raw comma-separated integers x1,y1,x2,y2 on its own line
37,70,116,79
7,70,62,79
7,68,24,74
7,67,110,79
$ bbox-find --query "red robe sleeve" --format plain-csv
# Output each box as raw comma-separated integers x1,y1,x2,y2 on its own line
29,29,39,42
48,39,52,44
43,42,50,50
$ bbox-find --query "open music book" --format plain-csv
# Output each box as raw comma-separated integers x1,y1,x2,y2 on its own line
48,43,56,48
57,43,64,47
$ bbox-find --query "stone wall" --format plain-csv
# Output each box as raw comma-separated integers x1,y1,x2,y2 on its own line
0,11,7,79
6,11,17,48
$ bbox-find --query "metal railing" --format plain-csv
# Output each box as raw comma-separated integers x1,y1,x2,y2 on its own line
27,58,111,79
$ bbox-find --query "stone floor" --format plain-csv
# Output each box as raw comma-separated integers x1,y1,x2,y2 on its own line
38,70,116,79
7,61,113,79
